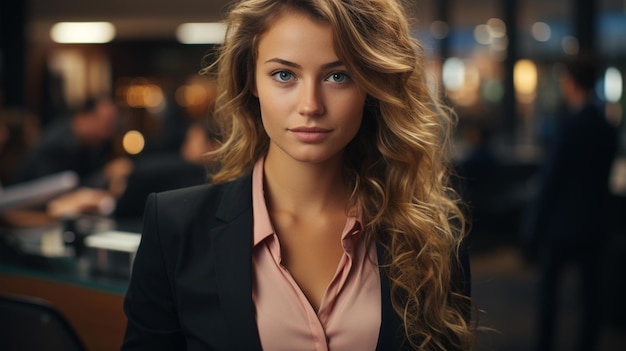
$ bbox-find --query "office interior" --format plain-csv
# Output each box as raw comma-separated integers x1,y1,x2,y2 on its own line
0,0,625,350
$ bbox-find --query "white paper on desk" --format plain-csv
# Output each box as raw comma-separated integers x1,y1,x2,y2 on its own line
84,231,141,253
0,171,79,212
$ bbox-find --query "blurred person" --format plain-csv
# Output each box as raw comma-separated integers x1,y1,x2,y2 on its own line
1,97,130,227
46,117,220,220
15,95,131,189
0,110,40,187
180,118,221,168
0,110,57,227
122,0,474,350
521,54,619,351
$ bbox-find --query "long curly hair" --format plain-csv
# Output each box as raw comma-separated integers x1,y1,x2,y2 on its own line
202,0,474,349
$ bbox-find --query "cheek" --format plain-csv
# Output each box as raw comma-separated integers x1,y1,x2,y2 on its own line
258,94,284,137
342,94,366,132
258,88,293,121
258,92,276,122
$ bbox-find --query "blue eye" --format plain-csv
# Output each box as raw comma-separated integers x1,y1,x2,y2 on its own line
272,71,294,82
327,72,349,83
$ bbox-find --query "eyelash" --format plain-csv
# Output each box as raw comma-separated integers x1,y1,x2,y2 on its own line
269,70,351,84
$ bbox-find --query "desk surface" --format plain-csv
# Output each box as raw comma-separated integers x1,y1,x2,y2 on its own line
0,257,128,296
0,222,135,295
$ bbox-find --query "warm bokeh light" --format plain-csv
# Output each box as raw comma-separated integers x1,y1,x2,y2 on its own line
121,80,164,109
174,76,218,117
486,18,506,38
50,22,116,44
122,130,145,155
176,84,207,107
514,59,538,103
144,84,165,108
176,23,226,44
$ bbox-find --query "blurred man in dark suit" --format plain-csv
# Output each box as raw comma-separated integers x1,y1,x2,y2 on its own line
16,96,130,189
522,54,619,351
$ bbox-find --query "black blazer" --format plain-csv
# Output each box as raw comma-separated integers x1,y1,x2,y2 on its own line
122,174,471,351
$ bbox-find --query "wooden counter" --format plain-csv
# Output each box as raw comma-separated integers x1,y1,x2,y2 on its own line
0,263,128,351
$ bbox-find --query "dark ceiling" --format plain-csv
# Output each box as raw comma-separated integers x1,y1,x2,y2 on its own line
27,0,233,42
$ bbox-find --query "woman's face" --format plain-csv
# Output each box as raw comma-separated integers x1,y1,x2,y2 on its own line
254,11,366,166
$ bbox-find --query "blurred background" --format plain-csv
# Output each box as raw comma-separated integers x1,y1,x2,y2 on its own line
0,0,625,350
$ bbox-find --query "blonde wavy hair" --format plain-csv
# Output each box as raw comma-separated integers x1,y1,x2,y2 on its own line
202,0,474,349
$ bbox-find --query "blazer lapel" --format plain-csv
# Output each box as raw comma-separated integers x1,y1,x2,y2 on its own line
211,174,263,351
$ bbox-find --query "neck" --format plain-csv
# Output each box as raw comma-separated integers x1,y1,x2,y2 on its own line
263,149,349,216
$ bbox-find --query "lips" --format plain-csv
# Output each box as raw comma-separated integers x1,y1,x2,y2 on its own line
288,126,332,142
289,127,332,133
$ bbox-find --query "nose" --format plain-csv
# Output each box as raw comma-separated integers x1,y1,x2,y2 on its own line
298,80,324,117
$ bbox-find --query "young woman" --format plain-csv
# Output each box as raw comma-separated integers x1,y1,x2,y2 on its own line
122,0,475,350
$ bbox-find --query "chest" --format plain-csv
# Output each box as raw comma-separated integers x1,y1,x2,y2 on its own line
273,217,347,311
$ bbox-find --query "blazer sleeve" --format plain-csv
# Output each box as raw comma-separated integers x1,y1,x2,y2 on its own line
121,193,186,350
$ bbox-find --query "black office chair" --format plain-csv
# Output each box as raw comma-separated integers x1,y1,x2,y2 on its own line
0,293,86,351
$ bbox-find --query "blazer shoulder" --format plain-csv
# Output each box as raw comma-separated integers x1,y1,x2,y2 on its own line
156,183,221,207
152,173,253,224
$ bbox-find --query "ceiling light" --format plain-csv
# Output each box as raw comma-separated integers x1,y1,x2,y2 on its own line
176,23,226,44
50,22,116,44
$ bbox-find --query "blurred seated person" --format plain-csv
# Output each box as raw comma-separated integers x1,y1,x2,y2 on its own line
15,95,131,189
0,110,57,227
46,118,220,220
0,109,40,187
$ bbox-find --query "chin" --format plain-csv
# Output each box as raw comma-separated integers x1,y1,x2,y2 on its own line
289,151,344,165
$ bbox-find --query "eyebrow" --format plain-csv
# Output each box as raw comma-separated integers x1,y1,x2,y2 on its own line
264,58,344,70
